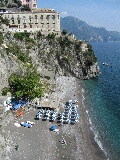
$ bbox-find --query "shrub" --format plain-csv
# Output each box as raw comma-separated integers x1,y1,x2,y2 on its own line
62,29,67,35
44,76,50,80
7,44,31,63
47,33,56,39
14,32,30,41
2,87,10,96
57,36,72,48
1,17,9,26
21,5,31,11
0,32,3,45
36,31,42,39
7,3,17,8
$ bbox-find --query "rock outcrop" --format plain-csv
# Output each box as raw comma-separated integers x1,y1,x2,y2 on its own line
0,32,100,92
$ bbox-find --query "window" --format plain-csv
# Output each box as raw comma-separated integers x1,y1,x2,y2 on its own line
40,15,43,19
52,15,55,19
36,25,38,28
46,15,50,19
23,20,26,23
35,19,38,23
58,15,59,19
35,15,37,19
29,19,32,23
12,20,14,24
18,20,20,24
41,20,44,24
24,25,26,28
30,25,32,28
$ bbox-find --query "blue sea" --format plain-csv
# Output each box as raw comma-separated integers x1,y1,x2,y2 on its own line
82,42,120,160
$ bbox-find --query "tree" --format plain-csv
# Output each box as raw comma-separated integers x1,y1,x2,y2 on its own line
21,5,31,11
62,29,67,35
8,64,43,100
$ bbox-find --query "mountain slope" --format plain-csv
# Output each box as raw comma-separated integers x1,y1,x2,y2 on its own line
61,16,120,42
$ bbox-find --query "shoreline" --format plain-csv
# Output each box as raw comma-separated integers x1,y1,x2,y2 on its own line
0,76,107,160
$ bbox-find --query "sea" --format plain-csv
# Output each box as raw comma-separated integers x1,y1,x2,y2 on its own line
82,42,120,160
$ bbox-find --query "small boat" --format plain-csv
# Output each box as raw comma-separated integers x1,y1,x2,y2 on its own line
103,62,111,67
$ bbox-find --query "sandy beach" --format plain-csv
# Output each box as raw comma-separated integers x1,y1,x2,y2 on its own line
0,76,107,160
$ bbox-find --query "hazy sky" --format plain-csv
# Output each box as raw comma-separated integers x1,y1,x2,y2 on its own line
37,0,120,32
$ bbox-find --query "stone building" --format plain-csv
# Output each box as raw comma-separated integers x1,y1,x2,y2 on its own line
21,0,37,10
2,8,60,34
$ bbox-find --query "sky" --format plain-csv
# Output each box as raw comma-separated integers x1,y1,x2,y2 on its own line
37,0,120,32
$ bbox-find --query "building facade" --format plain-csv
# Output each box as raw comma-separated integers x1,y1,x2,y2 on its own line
2,9,60,34
21,0,37,10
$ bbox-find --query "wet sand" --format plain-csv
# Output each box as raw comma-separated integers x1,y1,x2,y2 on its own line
0,76,107,160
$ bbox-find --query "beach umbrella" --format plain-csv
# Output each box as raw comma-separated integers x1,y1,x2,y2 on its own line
51,126,56,131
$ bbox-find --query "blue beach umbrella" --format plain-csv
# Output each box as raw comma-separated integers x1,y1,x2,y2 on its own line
51,126,56,130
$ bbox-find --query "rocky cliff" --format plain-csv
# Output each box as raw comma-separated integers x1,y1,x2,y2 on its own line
0,32,99,92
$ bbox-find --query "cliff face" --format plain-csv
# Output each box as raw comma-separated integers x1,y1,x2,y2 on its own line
0,32,99,92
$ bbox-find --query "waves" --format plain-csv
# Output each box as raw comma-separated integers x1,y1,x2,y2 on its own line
81,42,120,160
81,86,108,159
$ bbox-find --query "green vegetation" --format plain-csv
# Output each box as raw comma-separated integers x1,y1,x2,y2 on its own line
7,43,31,63
61,29,67,35
75,41,82,51
36,31,42,39
7,3,17,8
14,32,30,41
0,17,9,26
57,36,72,48
13,0,22,7
8,64,43,100
1,87,10,96
0,0,22,7
0,32,3,45
14,32,35,44
21,4,31,11
5,32,11,39
83,44,97,66
47,33,56,39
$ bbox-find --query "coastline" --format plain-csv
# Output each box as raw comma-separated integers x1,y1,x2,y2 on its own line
0,76,107,160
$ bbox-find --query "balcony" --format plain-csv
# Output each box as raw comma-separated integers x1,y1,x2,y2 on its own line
29,22,33,24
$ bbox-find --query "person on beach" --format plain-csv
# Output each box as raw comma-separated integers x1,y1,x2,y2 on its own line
61,138,66,145
35,102,38,109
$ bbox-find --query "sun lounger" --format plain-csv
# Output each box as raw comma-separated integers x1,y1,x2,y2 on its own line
53,129,59,134
20,122,32,128
16,111,23,117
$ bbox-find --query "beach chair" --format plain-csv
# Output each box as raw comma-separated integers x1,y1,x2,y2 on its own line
16,111,23,117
